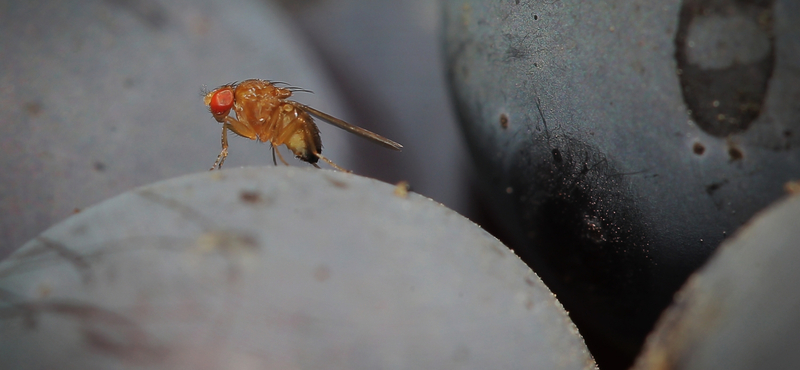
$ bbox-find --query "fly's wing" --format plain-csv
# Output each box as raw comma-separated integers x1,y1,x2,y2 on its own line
295,103,403,151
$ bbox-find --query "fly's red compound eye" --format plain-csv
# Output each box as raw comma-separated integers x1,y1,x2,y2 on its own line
209,88,234,116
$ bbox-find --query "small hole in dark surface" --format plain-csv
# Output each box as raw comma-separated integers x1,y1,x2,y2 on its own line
551,148,562,163
692,142,705,155
93,161,106,172
533,14,538,20
728,146,743,161
500,114,509,129
515,0,520,4
784,130,792,138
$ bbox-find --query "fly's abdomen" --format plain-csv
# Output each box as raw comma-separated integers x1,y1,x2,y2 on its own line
281,108,322,164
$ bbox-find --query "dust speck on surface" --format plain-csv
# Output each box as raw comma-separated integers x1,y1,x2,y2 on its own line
488,243,506,257
94,161,107,172
692,142,705,155
37,283,52,298
313,264,331,282
499,113,509,129
24,101,42,116
705,180,728,196
325,175,348,189
394,181,411,198
727,145,743,161
239,190,262,204
525,298,534,310
525,276,536,287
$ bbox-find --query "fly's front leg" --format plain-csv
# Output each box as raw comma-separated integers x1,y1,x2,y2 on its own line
210,116,257,170
211,126,230,170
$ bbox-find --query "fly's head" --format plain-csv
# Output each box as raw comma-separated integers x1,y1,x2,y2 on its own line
204,85,236,122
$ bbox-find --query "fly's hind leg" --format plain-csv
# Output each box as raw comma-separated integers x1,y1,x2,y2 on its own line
313,151,351,173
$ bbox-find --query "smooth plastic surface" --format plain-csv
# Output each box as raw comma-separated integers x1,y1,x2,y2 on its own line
0,167,597,370
633,193,800,370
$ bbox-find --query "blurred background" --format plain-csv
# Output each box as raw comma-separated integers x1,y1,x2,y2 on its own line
0,0,479,259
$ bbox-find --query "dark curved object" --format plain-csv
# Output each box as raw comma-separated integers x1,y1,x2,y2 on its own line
443,0,800,367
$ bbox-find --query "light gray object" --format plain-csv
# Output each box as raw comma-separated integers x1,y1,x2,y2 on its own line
443,0,800,358
632,193,800,370
0,167,597,370
0,0,362,257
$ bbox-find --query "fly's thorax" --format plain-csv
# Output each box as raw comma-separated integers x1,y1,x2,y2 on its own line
236,79,294,99
274,86,293,99
233,90,282,134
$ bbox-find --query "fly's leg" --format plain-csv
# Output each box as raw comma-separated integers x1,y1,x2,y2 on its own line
274,146,290,166
270,142,290,166
211,126,230,170
211,116,257,170
280,115,349,172
314,151,351,173
273,107,350,172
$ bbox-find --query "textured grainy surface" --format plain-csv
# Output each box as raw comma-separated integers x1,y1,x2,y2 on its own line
0,167,596,370
0,0,363,257
443,0,800,366
633,194,800,370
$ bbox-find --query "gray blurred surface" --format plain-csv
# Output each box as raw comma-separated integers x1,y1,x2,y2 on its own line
276,0,476,220
443,0,800,364
0,0,364,256
633,193,800,370
0,167,596,370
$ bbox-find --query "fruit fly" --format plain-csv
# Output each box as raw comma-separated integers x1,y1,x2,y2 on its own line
203,79,402,172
